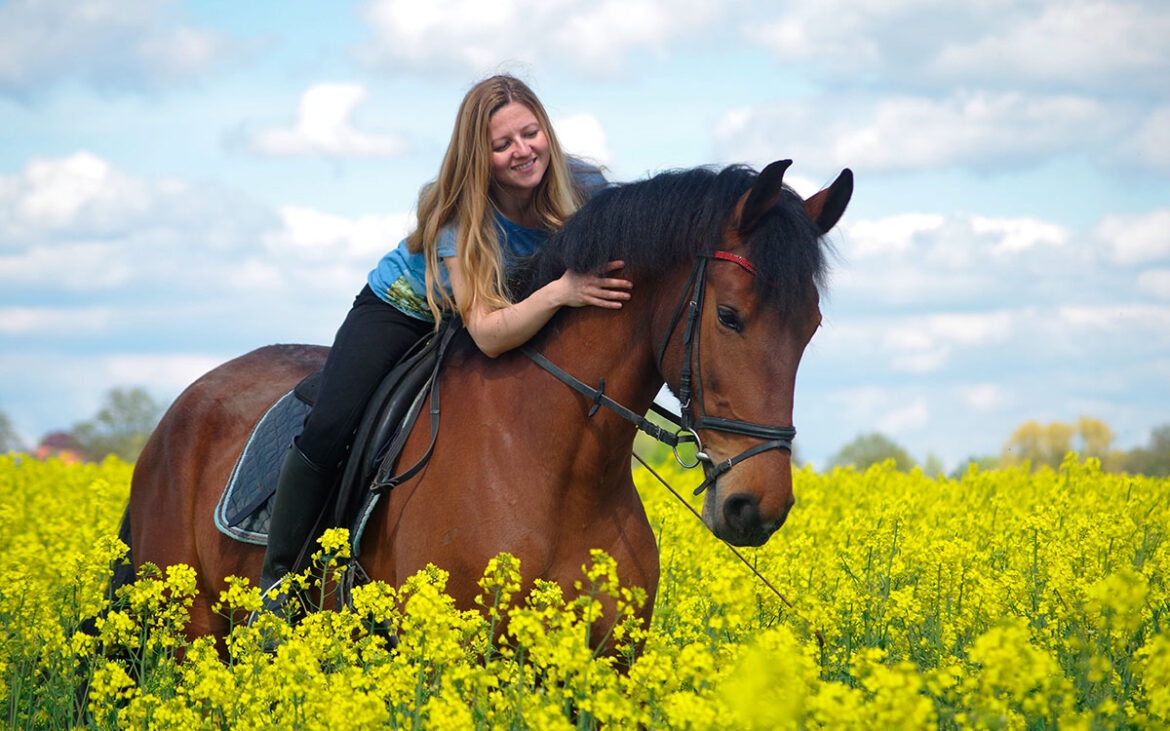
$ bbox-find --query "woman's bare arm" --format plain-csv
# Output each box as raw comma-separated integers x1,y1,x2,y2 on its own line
445,257,632,358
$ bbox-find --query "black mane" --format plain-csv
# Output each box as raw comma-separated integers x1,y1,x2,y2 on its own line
515,165,830,314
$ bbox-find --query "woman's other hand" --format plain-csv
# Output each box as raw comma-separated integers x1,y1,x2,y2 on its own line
555,260,633,309
449,257,633,358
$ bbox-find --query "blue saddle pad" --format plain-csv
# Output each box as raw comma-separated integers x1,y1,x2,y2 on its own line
214,389,310,545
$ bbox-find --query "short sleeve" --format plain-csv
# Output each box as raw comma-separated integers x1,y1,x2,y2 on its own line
435,224,458,259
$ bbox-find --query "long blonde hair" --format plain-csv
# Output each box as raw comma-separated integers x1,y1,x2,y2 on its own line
407,74,583,325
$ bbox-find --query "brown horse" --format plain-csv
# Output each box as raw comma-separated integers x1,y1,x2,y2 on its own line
128,159,852,642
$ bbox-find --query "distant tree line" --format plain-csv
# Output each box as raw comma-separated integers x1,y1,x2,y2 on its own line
999,417,1170,476
1,387,163,463
829,417,1170,478
3,393,1169,478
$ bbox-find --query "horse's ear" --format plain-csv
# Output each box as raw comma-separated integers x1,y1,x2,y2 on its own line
803,169,853,235
737,159,793,235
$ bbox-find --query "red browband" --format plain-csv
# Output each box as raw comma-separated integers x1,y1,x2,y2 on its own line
712,250,759,276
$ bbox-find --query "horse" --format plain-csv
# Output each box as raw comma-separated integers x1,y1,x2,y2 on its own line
127,159,852,643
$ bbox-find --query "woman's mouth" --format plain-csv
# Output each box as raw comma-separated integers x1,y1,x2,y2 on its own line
512,158,537,174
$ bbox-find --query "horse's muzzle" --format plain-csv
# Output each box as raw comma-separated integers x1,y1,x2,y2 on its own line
716,492,794,547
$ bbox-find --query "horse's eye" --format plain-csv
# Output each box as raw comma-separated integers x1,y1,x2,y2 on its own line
717,306,743,333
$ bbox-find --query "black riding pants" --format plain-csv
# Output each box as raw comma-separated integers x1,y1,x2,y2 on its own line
295,285,432,470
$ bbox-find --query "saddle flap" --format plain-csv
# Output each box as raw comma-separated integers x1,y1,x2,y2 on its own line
333,319,461,527
213,319,463,554
294,371,322,406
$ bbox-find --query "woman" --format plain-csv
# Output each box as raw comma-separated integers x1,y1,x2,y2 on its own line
259,75,632,609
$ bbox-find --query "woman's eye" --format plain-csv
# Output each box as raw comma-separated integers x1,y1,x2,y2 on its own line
717,306,743,332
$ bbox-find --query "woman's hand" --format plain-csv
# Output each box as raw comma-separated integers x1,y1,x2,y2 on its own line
554,260,633,309
447,256,634,358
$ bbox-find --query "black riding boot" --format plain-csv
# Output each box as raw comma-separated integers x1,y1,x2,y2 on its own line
257,443,334,617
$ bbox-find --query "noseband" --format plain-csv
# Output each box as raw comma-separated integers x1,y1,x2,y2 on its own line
521,251,797,496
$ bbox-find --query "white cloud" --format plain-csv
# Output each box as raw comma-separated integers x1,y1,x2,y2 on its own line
827,386,890,415
715,91,1128,175
1057,303,1170,331
554,114,611,166
269,206,410,255
358,0,720,75
0,306,116,335
101,354,227,393
746,0,972,79
926,312,1015,346
878,398,930,434
960,383,1008,412
0,241,134,291
933,1,1170,93
250,83,407,158
1118,106,1170,170
0,0,232,96
254,206,412,296
970,216,1069,255
845,214,944,258
720,0,1170,178
746,0,1170,95
822,387,930,441
819,206,1170,391
1138,269,1170,299
889,349,948,375
0,350,229,443
1095,209,1170,265
0,153,423,350
831,212,1079,309
882,311,1014,373
0,152,154,235
0,152,278,294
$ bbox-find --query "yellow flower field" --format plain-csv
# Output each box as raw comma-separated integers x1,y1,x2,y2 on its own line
1,451,1167,729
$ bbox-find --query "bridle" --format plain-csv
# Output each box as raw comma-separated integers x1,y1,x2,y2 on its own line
521,250,797,497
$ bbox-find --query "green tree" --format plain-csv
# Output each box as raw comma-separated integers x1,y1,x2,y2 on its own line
1003,416,1117,471
1075,416,1114,459
71,387,162,462
1002,419,1073,470
921,452,946,477
828,432,915,472
1122,424,1170,477
950,454,1001,478
0,408,23,453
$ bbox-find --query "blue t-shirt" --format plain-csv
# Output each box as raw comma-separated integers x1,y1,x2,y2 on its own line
368,164,606,322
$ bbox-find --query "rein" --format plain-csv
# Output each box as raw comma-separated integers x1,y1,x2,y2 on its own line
521,251,797,496
631,450,824,649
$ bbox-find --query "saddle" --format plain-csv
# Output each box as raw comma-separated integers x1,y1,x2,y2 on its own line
213,319,462,556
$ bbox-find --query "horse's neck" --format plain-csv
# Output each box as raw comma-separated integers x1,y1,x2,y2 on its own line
548,301,658,400
529,302,661,477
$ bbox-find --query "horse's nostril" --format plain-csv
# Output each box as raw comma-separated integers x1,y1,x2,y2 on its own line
723,493,760,532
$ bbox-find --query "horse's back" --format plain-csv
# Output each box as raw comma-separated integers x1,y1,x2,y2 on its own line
128,344,327,631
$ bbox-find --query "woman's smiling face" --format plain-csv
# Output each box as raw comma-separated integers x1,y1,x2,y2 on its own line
488,102,549,200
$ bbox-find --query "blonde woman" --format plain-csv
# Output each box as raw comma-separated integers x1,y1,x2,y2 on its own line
259,75,631,609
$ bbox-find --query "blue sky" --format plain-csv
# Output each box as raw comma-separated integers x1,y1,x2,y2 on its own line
1,0,1168,470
